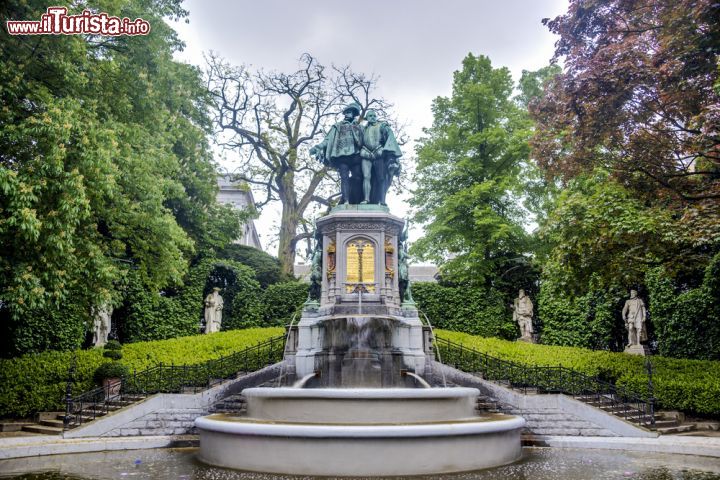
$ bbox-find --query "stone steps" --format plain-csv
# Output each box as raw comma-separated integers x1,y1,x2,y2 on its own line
39,418,66,428
22,424,63,435
658,424,696,435
210,393,247,414
18,394,149,435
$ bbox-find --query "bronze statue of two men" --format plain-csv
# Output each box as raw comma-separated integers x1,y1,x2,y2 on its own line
310,103,402,205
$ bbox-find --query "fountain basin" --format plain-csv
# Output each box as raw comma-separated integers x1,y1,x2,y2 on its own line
195,387,526,476
243,386,480,422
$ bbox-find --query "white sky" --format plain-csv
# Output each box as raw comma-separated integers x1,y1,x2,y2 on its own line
170,0,569,257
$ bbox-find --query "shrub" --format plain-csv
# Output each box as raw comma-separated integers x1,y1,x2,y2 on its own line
538,276,626,351
93,362,130,384
102,350,123,361
104,340,122,351
646,259,720,361
0,327,283,418
261,282,308,326
436,329,720,416
413,282,515,339
0,301,88,357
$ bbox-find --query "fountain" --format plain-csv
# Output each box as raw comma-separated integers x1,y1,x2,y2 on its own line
195,108,525,476
195,205,525,476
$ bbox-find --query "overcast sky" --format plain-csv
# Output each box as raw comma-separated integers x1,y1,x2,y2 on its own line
171,0,569,256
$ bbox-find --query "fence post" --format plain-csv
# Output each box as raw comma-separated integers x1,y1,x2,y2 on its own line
645,356,656,429
63,353,77,430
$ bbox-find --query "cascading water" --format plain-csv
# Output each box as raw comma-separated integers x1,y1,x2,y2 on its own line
303,316,416,388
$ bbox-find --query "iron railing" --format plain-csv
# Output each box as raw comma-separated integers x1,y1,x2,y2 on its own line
435,336,655,430
63,335,285,430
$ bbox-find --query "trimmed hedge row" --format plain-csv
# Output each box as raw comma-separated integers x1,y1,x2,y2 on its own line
436,330,720,416
413,282,516,339
0,327,283,418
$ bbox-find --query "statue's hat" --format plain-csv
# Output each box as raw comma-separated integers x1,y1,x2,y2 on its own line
342,102,361,115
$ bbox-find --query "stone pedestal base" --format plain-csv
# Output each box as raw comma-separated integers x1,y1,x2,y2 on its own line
291,309,428,386
624,344,650,356
517,335,535,343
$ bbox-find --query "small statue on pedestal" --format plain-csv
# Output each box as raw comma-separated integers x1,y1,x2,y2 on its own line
623,289,648,355
512,289,534,342
92,304,112,347
204,287,224,334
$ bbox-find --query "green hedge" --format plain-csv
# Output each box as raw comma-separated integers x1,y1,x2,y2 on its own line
121,258,264,342
646,258,720,361
261,282,309,326
413,282,515,339
437,330,720,416
0,327,283,418
0,298,89,357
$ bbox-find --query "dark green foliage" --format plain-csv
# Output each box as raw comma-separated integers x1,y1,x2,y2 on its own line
538,279,626,351
0,327,283,418
93,362,130,385
439,330,720,416
0,301,87,357
646,259,720,361
205,261,263,330
104,340,122,351
412,282,515,340
102,350,123,361
260,282,309,326
120,258,263,342
218,244,291,287
120,276,195,342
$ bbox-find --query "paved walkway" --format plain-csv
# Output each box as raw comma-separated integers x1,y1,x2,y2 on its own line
527,434,720,459
1,433,720,461
0,434,197,460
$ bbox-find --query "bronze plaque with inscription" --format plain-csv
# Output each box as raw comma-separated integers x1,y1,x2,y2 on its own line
346,239,375,293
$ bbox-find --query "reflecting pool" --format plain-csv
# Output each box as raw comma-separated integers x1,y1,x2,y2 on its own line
1,447,719,480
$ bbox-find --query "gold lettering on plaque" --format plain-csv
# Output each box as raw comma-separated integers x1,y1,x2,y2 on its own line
327,239,336,279
346,239,375,293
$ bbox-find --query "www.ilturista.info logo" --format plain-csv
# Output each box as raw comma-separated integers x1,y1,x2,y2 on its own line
6,7,151,36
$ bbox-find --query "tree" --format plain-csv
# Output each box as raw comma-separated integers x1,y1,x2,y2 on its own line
411,54,533,290
532,0,720,241
218,244,291,288
206,54,399,275
0,0,241,354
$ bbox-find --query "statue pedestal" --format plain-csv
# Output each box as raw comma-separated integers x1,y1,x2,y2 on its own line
624,344,650,356
288,206,428,385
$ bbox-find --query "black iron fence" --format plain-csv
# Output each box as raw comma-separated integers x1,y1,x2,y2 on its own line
435,336,655,430
64,335,286,430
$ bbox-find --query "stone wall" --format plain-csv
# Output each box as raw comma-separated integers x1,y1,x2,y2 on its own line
101,407,203,437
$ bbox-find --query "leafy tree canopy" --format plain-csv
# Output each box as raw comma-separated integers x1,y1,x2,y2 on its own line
0,1,242,330
411,54,537,290
533,0,720,243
